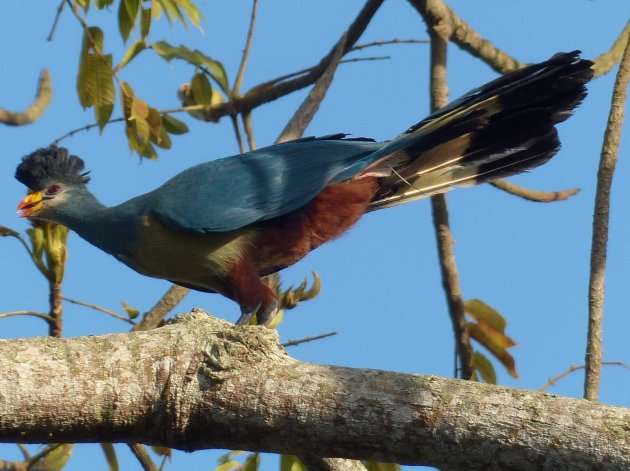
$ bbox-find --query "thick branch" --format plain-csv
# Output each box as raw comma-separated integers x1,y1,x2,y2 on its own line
0,311,627,470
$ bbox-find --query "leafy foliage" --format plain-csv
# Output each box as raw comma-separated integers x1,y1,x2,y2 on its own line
464,299,519,380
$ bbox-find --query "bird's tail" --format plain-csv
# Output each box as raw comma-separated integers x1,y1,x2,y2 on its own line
365,51,594,212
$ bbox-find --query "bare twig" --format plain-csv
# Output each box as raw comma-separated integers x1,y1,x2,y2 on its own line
593,20,630,78
422,13,474,380
490,180,580,203
350,38,428,52
233,0,259,96
278,34,348,142
283,331,338,348
242,112,256,150
17,444,29,460
540,361,630,392
585,34,630,401
128,443,159,471
53,117,125,144
230,115,246,153
0,69,52,126
0,311,53,323
133,285,189,332
47,0,67,41
408,0,524,74
63,297,134,324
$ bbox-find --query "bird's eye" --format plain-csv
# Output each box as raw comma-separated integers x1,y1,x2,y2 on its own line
46,184,61,195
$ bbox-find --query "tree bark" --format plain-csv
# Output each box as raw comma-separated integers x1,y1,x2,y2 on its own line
1,310,628,470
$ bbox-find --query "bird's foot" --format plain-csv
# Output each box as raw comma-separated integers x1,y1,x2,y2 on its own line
235,299,279,326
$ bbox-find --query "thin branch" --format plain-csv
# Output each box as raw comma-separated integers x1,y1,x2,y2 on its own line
242,112,256,150
53,117,125,144
48,282,63,338
128,443,159,471
0,311,54,323
283,331,338,348
408,0,524,74
17,444,30,460
47,0,67,41
593,19,630,78
133,285,189,332
349,38,428,52
585,34,630,401
540,361,630,392
63,297,134,325
0,69,52,126
424,20,474,380
233,0,259,96
230,115,246,153
490,180,580,203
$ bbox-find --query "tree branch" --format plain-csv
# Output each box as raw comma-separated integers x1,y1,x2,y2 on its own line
0,311,627,470
133,284,189,332
423,9,474,380
0,70,52,126
585,33,630,401
408,0,524,74
593,19,630,78
490,179,580,203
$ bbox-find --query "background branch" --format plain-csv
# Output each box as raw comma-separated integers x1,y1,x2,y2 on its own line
585,34,630,401
0,70,52,126
422,8,474,380
490,179,580,203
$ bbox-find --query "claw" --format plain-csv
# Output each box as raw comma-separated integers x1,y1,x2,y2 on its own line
235,303,261,325
235,299,279,326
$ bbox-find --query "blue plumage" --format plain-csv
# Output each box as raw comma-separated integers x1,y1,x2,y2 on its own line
146,136,382,232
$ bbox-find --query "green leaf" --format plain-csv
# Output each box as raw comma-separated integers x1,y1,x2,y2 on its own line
472,351,497,384
464,298,507,332
118,0,140,42
157,0,185,25
174,0,203,30
162,114,189,134
140,7,152,37
152,41,229,93
242,453,260,471
100,443,119,471
191,72,213,110
280,455,307,471
92,54,115,131
217,451,244,464
77,28,101,107
114,39,146,73
96,0,115,8
121,301,140,320
215,460,240,471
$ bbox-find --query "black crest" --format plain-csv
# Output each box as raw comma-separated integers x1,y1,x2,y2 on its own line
15,146,91,191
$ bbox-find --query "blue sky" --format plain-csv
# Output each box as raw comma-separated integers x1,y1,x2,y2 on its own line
1,1,629,470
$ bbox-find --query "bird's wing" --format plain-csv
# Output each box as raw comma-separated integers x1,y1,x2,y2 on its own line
145,135,383,233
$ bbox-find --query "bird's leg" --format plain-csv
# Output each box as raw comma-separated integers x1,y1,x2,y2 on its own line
227,253,279,325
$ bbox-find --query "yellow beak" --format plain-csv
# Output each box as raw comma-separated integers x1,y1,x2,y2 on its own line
17,191,44,218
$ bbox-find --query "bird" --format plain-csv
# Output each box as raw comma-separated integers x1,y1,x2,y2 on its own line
16,51,593,326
